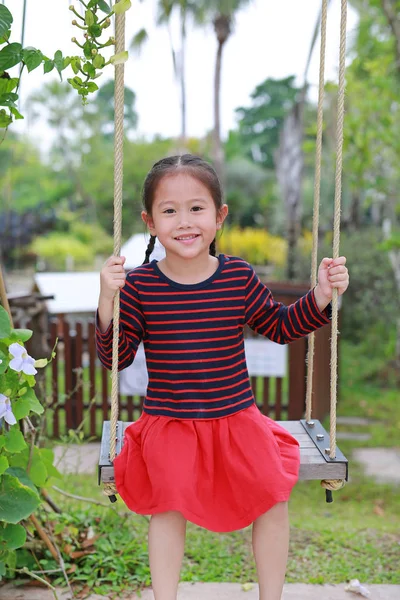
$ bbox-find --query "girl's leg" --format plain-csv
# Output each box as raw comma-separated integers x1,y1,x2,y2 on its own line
252,501,289,600
148,510,187,600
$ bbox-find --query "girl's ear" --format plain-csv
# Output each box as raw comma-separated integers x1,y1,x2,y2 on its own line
216,204,229,229
141,211,156,235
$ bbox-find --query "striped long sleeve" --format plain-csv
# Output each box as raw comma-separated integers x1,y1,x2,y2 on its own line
245,267,331,344
95,274,145,371
95,255,331,419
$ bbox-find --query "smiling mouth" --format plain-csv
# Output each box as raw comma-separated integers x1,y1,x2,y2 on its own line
175,234,200,241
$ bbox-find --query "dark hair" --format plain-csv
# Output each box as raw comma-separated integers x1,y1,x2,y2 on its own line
142,154,223,264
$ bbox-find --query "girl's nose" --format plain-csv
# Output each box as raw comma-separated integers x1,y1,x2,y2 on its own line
177,211,191,228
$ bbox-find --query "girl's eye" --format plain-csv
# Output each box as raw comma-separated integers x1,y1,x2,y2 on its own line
163,209,175,214
191,206,203,212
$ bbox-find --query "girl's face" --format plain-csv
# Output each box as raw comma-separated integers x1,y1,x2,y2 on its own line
142,173,228,262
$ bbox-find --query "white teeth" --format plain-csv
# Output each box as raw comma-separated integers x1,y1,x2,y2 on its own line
176,235,197,240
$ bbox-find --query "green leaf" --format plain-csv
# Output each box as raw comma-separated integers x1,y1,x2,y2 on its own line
83,41,95,60
0,436,5,451
0,29,11,44
0,523,26,551
10,106,23,120
0,348,7,374
0,108,12,128
0,306,11,338
10,329,33,343
113,0,132,15
0,43,23,71
85,9,96,27
86,82,99,93
88,24,102,38
39,448,61,480
0,456,9,476
22,47,43,73
93,53,105,69
0,560,5,577
83,62,96,78
29,453,48,487
0,473,40,524
110,51,129,65
0,5,13,41
98,0,112,14
4,428,27,453
0,92,18,108
71,58,81,75
44,59,54,74
11,397,30,421
5,548,16,571
21,373,35,388
0,370,18,395
68,76,83,91
6,467,37,494
0,77,18,94
34,358,48,368
21,388,44,416
54,50,65,80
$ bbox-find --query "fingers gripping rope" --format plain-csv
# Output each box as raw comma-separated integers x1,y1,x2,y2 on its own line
105,9,126,502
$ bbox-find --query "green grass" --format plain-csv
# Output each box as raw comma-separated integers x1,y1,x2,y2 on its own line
44,461,399,596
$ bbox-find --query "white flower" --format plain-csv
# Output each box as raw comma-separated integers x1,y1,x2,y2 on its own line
9,343,37,376
0,394,17,426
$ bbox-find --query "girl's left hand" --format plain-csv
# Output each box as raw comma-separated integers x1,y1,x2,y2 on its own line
315,256,349,303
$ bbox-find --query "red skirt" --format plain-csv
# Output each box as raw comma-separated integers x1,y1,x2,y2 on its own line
114,403,300,532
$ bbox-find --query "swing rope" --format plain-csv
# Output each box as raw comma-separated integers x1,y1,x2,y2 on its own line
305,0,348,493
305,0,328,423
103,8,126,499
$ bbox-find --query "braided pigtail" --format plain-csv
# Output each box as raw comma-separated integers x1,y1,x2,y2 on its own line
143,235,157,264
209,238,216,257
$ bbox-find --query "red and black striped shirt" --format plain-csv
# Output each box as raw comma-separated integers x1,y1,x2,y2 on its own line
96,255,331,419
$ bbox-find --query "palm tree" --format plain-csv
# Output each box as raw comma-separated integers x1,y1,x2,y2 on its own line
200,0,252,181
131,0,204,145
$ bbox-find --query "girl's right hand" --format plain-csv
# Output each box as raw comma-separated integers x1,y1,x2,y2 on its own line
100,255,127,301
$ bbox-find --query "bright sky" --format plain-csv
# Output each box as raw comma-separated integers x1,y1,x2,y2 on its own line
10,0,358,143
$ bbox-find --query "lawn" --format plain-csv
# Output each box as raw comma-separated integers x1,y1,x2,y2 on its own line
37,342,400,596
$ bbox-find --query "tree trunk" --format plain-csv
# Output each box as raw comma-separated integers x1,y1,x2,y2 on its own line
349,190,362,229
383,217,400,368
381,0,400,74
213,40,225,182
275,101,304,280
180,8,187,146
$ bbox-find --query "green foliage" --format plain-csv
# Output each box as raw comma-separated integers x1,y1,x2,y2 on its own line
224,157,272,227
0,305,59,578
234,76,300,169
30,218,113,270
68,0,132,103
0,4,68,128
340,1,400,225
296,228,399,351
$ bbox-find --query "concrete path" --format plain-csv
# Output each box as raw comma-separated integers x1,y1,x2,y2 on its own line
2,582,400,600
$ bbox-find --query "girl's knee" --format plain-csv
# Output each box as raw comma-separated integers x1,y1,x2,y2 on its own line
255,501,288,524
151,510,187,523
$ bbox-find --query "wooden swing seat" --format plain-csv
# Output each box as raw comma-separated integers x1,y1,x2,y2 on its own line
98,417,348,485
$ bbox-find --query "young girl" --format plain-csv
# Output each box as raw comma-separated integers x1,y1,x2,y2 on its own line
96,154,349,600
